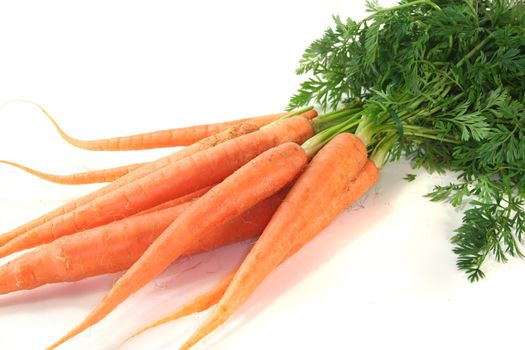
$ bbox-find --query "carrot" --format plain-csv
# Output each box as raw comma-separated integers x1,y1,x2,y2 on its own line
37,102,314,150
128,159,378,342
0,189,286,295
180,133,373,350
287,160,379,255
0,122,260,248
47,141,308,350
0,115,313,259
0,160,144,185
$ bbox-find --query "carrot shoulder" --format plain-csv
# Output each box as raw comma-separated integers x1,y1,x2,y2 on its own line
0,115,313,259
0,122,259,248
180,133,373,349
0,189,286,295
0,160,144,185
48,141,308,350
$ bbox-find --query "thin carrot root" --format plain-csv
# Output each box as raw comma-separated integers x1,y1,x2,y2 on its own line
126,271,234,342
0,122,261,248
0,160,144,185
180,134,374,350
34,101,290,150
46,141,310,350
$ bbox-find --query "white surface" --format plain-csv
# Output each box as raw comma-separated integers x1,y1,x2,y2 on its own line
0,1,524,349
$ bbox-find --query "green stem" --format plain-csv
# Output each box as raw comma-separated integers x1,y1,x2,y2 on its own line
407,91,464,122
354,116,375,146
370,134,397,168
359,0,441,27
312,106,362,132
456,34,492,68
354,109,392,146
301,114,361,159
404,130,459,144
263,106,313,129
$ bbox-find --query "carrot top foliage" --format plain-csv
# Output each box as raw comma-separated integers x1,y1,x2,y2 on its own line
289,0,525,281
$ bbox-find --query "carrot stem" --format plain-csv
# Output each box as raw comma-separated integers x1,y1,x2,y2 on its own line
301,114,362,158
262,106,314,128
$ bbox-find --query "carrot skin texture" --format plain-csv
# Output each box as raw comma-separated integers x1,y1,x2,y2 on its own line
181,133,372,349
287,159,378,255
130,159,379,343
133,186,212,216
51,112,287,151
0,123,259,248
0,190,286,295
0,116,312,259
47,142,309,350
0,160,144,185
0,203,190,296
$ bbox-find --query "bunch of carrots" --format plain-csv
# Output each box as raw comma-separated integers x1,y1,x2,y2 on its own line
0,105,379,349
4,0,525,347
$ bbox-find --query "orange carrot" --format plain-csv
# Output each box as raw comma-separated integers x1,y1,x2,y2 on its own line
38,102,294,150
180,133,373,350
0,160,144,185
0,122,260,248
47,141,308,350
0,189,286,295
133,186,212,216
128,160,378,342
0,116,313,259
287,160,379,255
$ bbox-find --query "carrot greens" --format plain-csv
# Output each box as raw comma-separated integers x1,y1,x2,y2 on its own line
289,0,525,281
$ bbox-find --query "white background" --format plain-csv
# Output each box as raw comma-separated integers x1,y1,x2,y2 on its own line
0,1,524,349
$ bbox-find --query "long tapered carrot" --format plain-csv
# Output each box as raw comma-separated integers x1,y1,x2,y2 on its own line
128,159,379,343
0,160,144,185
0,189,286,295
37,101,299,150
47,141,309,350
0,116,313,259
0,122,259,248
180,133,373,350
56,113,287,150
